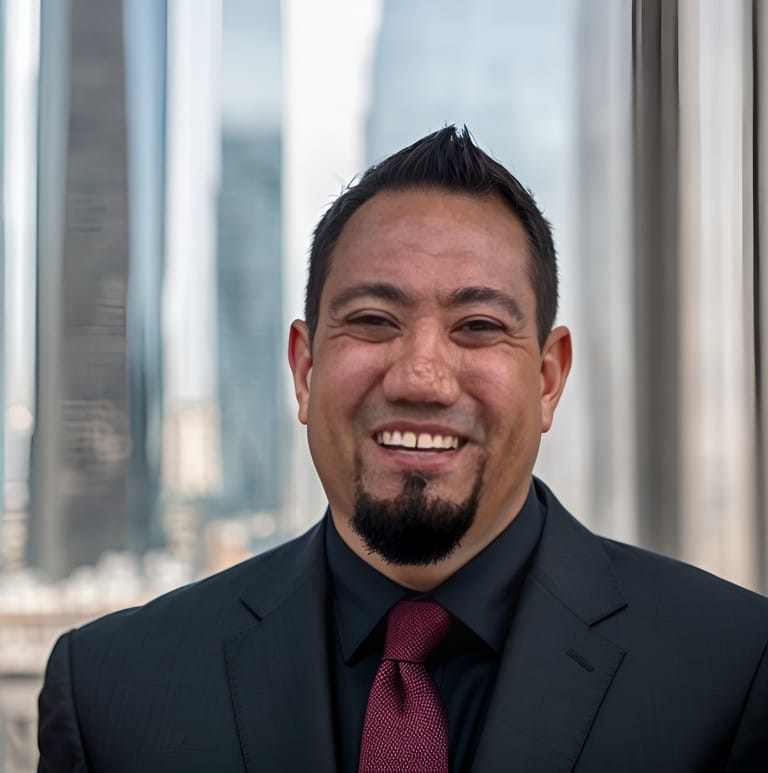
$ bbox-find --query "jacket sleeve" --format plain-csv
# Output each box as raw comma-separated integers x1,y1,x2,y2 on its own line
725,638,768,772
37,631,91,773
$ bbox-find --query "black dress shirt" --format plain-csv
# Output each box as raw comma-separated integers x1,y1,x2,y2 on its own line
325,482,545,773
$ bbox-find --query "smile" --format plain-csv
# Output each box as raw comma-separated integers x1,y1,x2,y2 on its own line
376,430,461,450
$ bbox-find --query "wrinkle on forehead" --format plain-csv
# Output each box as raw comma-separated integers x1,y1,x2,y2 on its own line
336,189,527,257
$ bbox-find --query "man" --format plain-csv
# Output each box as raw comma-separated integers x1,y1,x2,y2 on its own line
39,127,768,772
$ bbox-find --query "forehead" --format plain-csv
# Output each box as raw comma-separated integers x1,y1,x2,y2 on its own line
325,189,532,299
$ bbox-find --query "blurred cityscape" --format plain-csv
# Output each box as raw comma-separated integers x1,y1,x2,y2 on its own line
2,1,767,771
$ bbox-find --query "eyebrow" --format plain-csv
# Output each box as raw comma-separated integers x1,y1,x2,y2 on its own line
328,282,414,316
328,281,524,321
446,286,525,321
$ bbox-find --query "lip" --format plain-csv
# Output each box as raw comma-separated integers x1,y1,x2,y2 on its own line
368,433,467,473
373,425,465,455
370,421,469,440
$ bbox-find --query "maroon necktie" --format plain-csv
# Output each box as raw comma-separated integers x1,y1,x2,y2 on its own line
358,600,452,773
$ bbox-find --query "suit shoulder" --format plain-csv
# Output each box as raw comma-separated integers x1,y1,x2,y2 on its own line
599,535,768,625
534,479,768,635
71,520,326,644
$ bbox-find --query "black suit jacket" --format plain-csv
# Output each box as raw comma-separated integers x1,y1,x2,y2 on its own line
38,482,768,771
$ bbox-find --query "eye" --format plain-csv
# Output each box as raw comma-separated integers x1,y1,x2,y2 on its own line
451,317,508,346
346,313,399,341
349,314,395,328
456,318,504,333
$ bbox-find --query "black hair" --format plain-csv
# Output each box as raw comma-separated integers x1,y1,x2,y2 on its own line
305,125,558,348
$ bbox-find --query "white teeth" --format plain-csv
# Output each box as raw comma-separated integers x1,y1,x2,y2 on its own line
417,433,432,449
376,431,461,450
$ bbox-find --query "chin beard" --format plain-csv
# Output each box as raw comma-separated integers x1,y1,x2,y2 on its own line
350,470,483,566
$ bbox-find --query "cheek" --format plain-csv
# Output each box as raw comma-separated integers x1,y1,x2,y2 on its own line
320,344,388,396
467,370,541,441
463,360,532,406
306,350,385,432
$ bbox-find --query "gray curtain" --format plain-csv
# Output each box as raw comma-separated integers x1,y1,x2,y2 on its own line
630,0,767,592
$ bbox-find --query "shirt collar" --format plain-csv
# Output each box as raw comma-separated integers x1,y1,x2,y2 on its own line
326,481,545,661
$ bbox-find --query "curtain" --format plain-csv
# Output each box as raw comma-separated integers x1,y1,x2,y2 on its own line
631,0,767,592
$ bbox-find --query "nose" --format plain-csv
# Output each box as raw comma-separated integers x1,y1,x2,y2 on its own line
381,326,461,406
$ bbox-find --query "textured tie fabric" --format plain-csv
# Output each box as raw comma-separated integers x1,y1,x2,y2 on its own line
358,600,452,773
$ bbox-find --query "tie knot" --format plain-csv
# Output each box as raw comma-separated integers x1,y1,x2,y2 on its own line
382,600,451,663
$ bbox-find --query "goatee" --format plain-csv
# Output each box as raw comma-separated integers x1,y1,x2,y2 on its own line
350,471,482,566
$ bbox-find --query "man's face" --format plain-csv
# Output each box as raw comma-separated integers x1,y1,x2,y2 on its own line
289,189,570,572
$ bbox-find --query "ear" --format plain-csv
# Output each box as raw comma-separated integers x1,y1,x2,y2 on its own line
539,325,572,433
288,320,313,425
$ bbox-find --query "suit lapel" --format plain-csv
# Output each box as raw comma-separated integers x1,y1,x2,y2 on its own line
224,522,337,772
472,484,628,772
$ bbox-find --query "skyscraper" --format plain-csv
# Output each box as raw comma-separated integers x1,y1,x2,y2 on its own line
30,0,132,578
216,129,284,516
124,0,168,554
213,0,285,531
366,0,576,187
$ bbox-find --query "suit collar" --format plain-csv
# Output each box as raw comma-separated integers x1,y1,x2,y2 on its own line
224,520,338,772
529,478,627,626
327,481,545,660
472,480,628,772
236,518,328,620
233,480,624,627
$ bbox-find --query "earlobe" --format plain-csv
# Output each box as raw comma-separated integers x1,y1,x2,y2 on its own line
288,320,313,425
540,325,572,432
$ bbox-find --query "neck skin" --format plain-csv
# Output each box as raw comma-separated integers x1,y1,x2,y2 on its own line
330,485,530,591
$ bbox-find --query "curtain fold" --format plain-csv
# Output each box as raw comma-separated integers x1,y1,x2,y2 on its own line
632,0,766,592
632,0,681,558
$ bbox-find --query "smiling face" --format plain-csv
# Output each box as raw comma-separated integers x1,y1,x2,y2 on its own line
289,189,571,588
